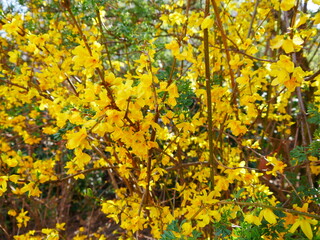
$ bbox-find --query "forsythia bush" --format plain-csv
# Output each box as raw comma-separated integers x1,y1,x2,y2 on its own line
0,0,320,239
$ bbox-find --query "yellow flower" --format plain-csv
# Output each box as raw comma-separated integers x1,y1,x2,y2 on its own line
16,209,30,228
284,67,306,91
284,213,298,227
271,55,297,90
294,13,309,28
118,163,132,179
270,35,303,53
0,176,8,196
244,214,261,225
266,156,287,176
289,216,318,239
309,156,320,175
8,50,20,64
2,16,23,35
8,209,17,216
1,154,18,167
168,12,186,25
20,182,41,197
201,16,214,30
66,128,88,149
165,40,180,56
259,208,278,224
181,222,193,236
84,52,101,69
228,120,247,136
282,39,294,53
56,222,66,230
9,175,20,183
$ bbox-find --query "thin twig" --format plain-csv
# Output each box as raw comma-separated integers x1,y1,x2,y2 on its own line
0,223,10,239
49,166,118,183
90,144,119,190
247,0,260,39
231,48,276,63
305,69,320,82
95,8,115,73
65,74,79,96
211,0,238,105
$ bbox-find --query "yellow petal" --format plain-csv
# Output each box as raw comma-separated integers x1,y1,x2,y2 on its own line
300,219,313,240
244,214,254,223
293,34,304,46
289,220,300,233
8,209,17,216
66,128,87,149
8,50,19,64
294,14,309,28
282,39,295,53
209,210,221,222
270,36,284,49
261,208,278,224
245,214,261,225
314,12,320,24
280,0,296,11
9,175,20,183
201,16,214,30
278,55,295,72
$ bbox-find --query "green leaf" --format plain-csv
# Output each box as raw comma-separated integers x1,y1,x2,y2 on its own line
307,104,320,124
290,146,307,165
167,220,179,232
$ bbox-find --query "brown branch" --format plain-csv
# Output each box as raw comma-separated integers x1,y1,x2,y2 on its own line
304,69,320,82
95,8,115,74
231,48,276,63
247,0,260,39
0,223,10,240
210,45,276,63
204,0,216,190
0,79,54,101
65,74,79,97
145,54,159,205
165,161,209,171
90,144,119,190
49,166,118,183
211,0,237,103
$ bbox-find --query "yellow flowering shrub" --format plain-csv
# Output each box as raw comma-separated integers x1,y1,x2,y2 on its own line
0,0,319,239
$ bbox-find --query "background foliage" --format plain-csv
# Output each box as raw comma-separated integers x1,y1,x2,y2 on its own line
0,0,320,239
